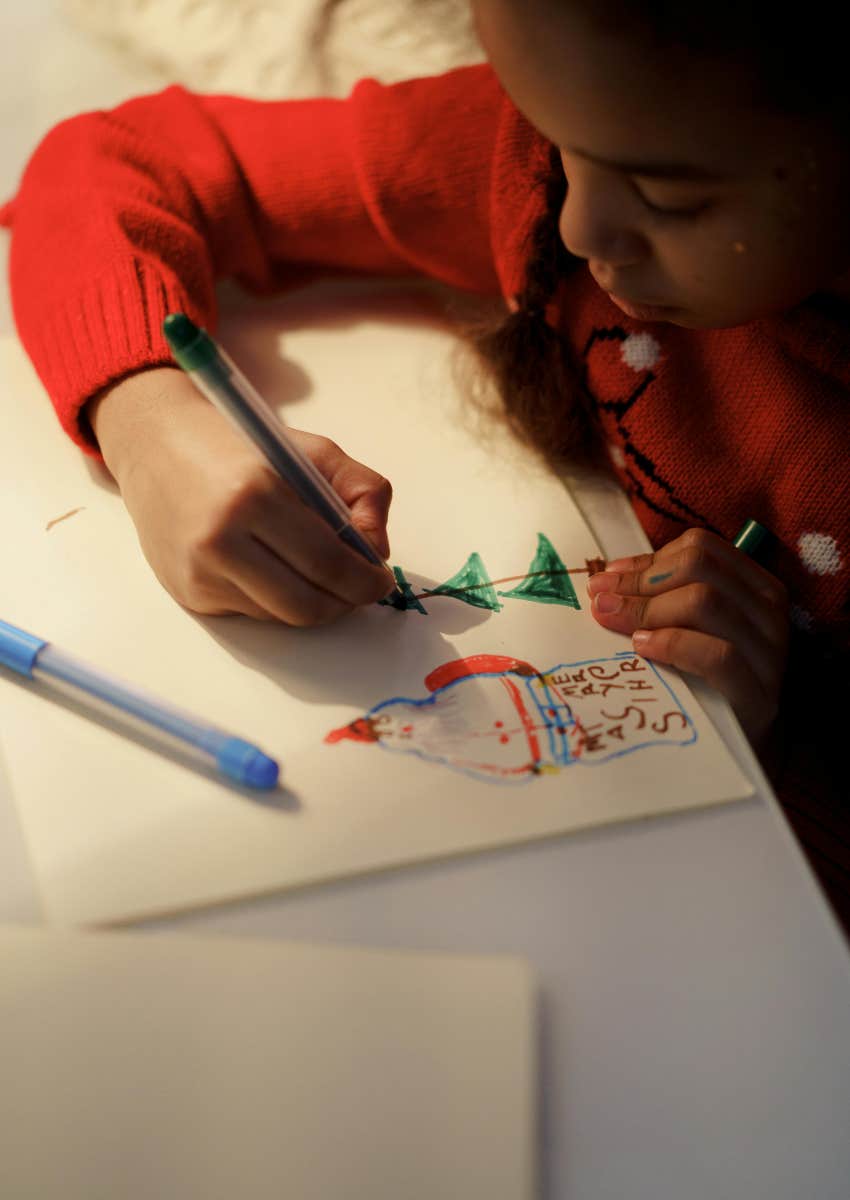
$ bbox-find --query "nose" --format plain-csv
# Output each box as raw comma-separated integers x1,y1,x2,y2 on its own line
558,167,648,269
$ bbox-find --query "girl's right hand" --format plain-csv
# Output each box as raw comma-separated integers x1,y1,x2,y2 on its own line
88,368,397,624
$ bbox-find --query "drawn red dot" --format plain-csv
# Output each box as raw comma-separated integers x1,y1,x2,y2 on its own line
402,724,413,733
494,720,504,728
499,734,510,744
547,708,557,717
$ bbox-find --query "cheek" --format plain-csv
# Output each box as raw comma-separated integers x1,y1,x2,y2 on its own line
651,170,850,323
662,204,792,300
733,175,850,301
655,223,746,292
642,220,783,325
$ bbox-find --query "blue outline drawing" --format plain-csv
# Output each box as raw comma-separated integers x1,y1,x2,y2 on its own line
326,651,697,784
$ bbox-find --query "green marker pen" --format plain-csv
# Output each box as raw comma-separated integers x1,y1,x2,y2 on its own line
733,518,777,565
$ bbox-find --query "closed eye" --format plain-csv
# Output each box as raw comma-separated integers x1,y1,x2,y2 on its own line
635,187,711,219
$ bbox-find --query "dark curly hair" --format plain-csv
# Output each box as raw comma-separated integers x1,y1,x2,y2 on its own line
464,144,598,470
463,0,850,472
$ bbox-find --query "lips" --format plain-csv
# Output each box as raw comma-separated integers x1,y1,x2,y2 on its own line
605,292,675,321
587,262,675,320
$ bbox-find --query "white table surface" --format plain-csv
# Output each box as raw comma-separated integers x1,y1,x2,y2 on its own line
2,6,849,1198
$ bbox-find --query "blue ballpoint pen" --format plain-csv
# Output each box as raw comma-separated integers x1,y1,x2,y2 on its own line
0,619,279,789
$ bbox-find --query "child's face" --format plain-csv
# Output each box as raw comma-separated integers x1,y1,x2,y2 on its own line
474,1,850,328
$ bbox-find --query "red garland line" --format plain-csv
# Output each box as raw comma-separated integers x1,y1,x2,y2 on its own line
412,558,607,601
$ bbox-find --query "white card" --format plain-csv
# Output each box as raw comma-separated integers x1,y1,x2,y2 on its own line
0,284,752,925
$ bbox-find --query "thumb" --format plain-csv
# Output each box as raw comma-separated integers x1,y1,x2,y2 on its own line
343,472,393,560
289,429,394,560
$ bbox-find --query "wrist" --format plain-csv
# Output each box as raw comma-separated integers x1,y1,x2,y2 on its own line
86,368,202,481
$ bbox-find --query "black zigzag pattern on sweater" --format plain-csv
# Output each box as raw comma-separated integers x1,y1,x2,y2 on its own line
580,327,721,534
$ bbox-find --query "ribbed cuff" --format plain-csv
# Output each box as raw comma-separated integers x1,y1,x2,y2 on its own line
20,256,213,455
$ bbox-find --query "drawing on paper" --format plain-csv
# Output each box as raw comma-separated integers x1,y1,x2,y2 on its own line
424,550,503,611
326,652,696,783
380,533,603,614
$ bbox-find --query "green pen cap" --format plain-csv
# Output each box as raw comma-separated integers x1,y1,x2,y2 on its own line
163,312,217,371
733,518,776,563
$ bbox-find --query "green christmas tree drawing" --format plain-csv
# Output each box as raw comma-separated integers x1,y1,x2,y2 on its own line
378,566,428,614
423,552,502,611
498,533,580,608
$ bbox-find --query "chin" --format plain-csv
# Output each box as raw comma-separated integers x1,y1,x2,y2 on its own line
643,307,757,331
603,282,767,330
672,312,765,330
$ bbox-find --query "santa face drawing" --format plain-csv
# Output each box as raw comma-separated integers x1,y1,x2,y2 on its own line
326,653,695,784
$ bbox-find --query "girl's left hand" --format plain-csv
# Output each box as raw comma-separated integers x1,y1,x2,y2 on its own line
587,528,790,747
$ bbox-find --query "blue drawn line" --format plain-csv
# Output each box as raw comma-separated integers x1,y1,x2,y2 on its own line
345,652,698,784
543,652,697,751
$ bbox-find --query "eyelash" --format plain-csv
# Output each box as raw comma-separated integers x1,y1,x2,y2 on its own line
639,194,711,220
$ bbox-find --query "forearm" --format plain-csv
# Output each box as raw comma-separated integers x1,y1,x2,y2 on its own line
6,68,503,451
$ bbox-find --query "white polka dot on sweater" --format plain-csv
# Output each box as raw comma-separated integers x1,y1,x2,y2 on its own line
797,532,842,575
620,332,661,372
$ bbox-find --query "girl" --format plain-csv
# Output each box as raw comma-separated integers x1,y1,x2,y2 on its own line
3,1,848,924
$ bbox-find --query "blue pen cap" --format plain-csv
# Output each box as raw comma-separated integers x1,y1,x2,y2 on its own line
217,737,280,789
0,620,47,678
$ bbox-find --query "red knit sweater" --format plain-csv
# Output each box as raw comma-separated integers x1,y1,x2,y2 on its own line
2,65,848,925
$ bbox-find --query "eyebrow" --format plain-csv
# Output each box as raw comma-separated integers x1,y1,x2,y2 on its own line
563,145,729,182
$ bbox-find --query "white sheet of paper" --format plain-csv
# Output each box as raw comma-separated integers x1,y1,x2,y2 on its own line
0,283,753,925
0,924,534,1199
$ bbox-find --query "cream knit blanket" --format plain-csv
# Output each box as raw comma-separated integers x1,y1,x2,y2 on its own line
62,0,483,97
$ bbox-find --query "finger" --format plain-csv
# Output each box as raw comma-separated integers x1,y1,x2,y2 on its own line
590,581,785,695
292,431,394,560
589,541,788,651
175,572,279,621
632,627,777,739
253,497,396,607
206,591,278,621
208,462,395,605
222,533,357,626
603,550,658,574
325,459,393,562
209,578,280,621
231,595,281,621
606,529,786,604
676,528,786,604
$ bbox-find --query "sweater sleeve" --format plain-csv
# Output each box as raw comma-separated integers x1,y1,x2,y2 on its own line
3,65,506,451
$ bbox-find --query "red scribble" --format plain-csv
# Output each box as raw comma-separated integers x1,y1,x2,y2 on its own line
324,717,380,744
498,675,542,766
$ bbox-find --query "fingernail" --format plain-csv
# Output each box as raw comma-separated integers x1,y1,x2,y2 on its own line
604,556,635,571
587,570,620,596
632,629,651,648
594,591,623,614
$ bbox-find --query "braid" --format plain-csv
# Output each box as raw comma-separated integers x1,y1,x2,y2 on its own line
464,145,602,470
